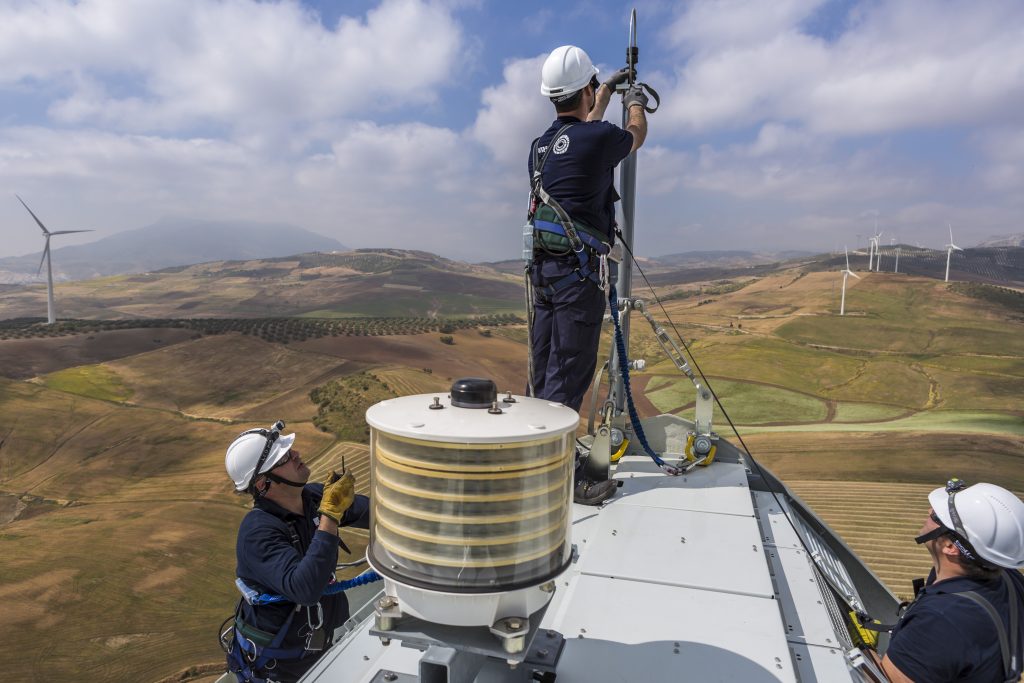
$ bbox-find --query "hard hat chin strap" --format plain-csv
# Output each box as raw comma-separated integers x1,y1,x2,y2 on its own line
264,471,305,488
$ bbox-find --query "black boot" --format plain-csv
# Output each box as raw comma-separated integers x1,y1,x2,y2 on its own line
574,478,617,506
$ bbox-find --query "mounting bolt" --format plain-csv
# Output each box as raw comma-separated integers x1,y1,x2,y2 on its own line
488,401,503,414
503,390,517,403
429,396,444,410
383,672,398,682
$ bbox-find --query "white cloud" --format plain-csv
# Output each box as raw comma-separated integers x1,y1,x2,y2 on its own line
972,127,1024,196
659,0,1024,135
0,0,464,136
470,55,550,167
667,0,827,51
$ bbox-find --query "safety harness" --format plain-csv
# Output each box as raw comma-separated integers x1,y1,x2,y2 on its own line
527,122,612,298
857,570,1021,683
220,508,380,682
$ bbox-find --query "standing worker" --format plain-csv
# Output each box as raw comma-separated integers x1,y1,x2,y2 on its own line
526,45,650,505
878,479,1024,682
223,421,370,683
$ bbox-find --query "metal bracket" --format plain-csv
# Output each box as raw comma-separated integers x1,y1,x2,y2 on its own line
583,405,613,481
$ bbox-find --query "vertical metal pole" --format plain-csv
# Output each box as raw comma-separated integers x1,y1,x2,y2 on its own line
607,9,638,419
609,112,636,417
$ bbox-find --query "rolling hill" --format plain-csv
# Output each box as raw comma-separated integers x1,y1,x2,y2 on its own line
0,247,1021,682
0,217,347,283
0,248,524,320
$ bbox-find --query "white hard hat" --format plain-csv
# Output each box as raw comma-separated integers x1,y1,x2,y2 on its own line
225,424,295,492
541,45,599,99
929,482,1024,569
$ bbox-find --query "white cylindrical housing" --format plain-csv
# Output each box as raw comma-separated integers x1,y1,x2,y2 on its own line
365,382,577,626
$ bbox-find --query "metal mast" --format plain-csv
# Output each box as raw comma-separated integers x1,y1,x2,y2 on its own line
607,9,638,419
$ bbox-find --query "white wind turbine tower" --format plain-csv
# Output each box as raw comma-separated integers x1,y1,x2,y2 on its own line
16,195,93,324
868,229,882,271
944,223,963,283
840,246,860,316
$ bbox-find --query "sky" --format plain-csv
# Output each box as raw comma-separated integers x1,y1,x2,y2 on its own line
1,0,1022,263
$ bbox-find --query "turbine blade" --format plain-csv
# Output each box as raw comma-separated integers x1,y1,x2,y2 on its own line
49,230,94,235
948,223,954,243
849,270,860,279
15,194,50,235
37,239,50,275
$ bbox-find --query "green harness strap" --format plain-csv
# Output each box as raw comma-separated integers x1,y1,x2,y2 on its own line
533,204,609,253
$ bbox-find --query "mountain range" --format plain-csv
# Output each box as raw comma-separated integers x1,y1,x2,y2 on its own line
0,218,346,283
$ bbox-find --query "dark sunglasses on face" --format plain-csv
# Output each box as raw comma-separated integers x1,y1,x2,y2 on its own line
589,75,600,90
272,449,296,470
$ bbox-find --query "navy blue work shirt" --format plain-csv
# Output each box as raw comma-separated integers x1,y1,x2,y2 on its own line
886,569,1024,682
528,116,633,242
235,484,370,678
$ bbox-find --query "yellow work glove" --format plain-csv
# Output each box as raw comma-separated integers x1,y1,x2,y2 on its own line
318,470,355,525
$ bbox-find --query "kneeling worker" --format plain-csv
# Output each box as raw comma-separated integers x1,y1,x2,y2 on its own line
880,479,1024,683
224,421,370,683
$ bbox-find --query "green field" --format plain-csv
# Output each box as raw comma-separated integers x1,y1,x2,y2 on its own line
740,410,1024,436
647,375,829,424
40,365,133,402
833,401,907,422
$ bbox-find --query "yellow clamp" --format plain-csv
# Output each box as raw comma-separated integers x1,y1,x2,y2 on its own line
610,438,629,463
847,610,879,649
684,434,717,466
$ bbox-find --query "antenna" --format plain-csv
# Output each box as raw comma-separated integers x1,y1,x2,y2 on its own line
608,7,640,420
15,195,93,324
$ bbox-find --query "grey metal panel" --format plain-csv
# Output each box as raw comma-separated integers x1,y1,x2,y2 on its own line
764,543,848,649
578,503,775,599
552,574,796,682
755,491,866,614
301,615,424,683
614,458,755,517
789,643,857,683
755,491,853,651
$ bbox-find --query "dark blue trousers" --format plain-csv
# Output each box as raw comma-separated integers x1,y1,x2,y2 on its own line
530,255,606,413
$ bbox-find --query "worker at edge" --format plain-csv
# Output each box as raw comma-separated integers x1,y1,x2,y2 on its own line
224,421,370,683
528,45,649,506
875,480,1024,683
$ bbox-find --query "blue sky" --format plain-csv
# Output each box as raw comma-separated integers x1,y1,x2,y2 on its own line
1,0,1022,264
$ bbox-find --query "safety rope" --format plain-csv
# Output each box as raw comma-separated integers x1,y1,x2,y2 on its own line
237,569,382,606
608,284,679,476
524,267,536,397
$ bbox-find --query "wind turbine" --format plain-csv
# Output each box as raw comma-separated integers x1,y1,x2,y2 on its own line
16,195,93,324
868,228,882,271
894,246,900,274
840,246,859,316
944,223,963,282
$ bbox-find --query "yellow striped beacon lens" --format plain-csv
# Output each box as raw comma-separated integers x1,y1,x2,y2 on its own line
367,425,575,592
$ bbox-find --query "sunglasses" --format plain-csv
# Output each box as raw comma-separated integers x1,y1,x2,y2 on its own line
589,75,600,90
272,449,296,470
